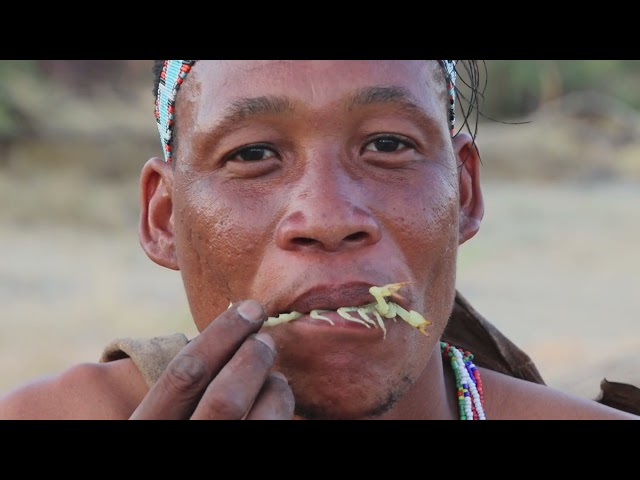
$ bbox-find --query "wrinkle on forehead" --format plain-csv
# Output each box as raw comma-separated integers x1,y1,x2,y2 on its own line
178,60,448,143
186,60,442,104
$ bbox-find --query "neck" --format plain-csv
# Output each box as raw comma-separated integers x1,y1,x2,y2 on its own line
290,343,465,420
352,346,459,420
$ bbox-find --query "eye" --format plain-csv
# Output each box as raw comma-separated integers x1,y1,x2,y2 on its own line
228,145,277,162
363,135,414,153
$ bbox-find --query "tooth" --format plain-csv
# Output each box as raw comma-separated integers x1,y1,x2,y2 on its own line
337,307,370,327
310,309,334,325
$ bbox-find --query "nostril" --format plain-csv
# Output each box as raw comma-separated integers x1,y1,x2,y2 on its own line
292,237,318,247
344,232,368,242
289,232,368,249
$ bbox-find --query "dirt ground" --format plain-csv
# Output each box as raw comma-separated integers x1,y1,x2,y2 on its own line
1,177,639,402
1,93,639,405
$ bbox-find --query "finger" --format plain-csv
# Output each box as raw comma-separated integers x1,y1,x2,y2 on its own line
130,299,266,420
190,332,277,420
244,372,295,420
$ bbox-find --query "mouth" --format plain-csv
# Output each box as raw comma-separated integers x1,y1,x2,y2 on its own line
263,282,430,339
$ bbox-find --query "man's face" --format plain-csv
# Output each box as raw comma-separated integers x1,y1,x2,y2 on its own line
156,60,481,419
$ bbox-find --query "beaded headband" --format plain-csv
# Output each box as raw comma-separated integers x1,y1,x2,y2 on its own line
155,60,458,163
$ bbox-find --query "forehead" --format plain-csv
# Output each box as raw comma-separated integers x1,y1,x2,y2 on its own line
179,60,445,126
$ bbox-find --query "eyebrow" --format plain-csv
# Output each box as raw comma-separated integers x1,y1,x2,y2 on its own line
204,95,295,138
347,85,422,112
228,95,295,119
346,85,444,134
198,85,432,146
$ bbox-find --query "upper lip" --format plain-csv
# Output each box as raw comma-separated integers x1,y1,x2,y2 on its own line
274,281,412,316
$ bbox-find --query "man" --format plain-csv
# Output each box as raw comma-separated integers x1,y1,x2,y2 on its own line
0,60,637,419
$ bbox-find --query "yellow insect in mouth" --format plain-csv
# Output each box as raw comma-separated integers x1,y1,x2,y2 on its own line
258,282,431,339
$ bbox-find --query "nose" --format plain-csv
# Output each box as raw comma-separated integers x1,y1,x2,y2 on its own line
275,171,382,253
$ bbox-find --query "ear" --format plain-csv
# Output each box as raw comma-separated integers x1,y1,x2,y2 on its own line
138,157,179,270
452,133,484,245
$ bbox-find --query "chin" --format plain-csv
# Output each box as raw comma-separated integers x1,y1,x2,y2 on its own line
272,321,433,419
294,395,402,420
287,363,420,420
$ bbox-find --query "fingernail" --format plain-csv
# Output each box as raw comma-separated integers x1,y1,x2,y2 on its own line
271,371,288,384
254,332,275,352
237,299,265,324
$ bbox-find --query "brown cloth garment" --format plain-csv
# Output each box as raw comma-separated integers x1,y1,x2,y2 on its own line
100,290,640,416
100,333,189,389
442,291,546,384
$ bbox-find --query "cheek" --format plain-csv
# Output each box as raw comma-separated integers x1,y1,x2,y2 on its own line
172,180,272,329
421,180,460,319
382,168,459,316
422,185,459,291
384,165,459,258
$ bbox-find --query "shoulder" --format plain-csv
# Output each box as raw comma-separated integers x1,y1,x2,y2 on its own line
481,367,639,420
0,358,149,420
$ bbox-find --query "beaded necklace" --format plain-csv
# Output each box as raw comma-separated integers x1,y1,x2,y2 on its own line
440,341,486,420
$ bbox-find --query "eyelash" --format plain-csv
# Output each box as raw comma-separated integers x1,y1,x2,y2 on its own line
362,134,415,153
227,144,277,162
226,134,415,163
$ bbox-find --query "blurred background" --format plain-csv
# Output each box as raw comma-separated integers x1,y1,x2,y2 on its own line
1,60,639,400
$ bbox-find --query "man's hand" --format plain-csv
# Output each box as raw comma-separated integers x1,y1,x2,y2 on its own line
130,299,294,419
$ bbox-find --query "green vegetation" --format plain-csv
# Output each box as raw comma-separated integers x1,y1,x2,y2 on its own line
1,60,639,141
0,61,39,138
482,60,640,119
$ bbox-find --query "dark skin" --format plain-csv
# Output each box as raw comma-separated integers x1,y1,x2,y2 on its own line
0,60,637,419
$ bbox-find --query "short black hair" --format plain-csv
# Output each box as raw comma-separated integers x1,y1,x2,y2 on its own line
152,60,164,100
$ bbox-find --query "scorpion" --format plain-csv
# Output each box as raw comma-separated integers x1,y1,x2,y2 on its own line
256,282,431,340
